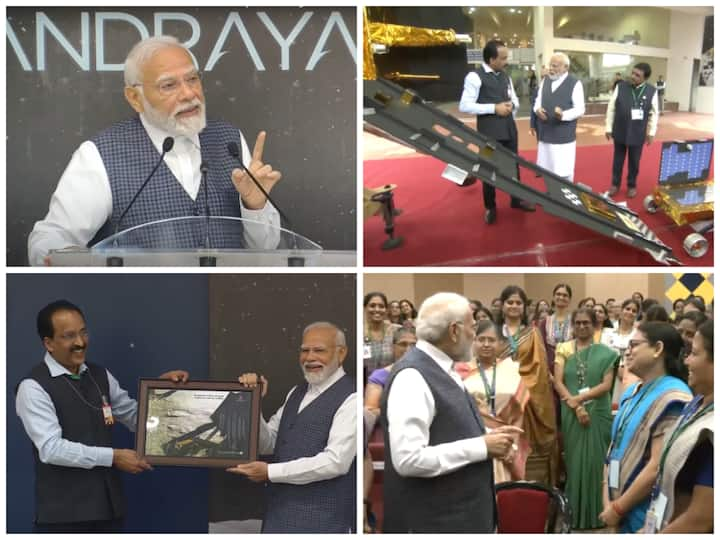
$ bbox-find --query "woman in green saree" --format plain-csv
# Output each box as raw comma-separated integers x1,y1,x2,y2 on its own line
554,308,619,529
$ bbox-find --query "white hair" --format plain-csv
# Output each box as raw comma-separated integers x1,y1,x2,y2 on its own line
303,321,346,347
552,52,570,68
415,293,470,344
124,35,188,87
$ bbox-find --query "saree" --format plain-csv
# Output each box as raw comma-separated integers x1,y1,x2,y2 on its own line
607,376,692,532
462,356,530,483
556,341,618,529
499,326,558,486
653,397,714,531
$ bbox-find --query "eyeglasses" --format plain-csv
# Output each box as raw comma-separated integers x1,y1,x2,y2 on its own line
300,346,341,355
627,339,649,350
133,71,202,97
455,320,479,331
574,320,593,326
56,330,89,342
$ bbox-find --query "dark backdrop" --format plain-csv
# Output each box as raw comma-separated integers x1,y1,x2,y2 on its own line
6,274,210,533
368,7,471,102
6,7,357,265
6,273,356,532
206,273,356,523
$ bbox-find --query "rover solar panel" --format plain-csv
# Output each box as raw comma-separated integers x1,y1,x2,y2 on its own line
670,185,714,206
659,140,713,186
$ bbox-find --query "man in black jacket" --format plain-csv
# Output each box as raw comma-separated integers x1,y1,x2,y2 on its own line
459,40,535,224
605,62,658,198
381,292,522,532
15,300,188,532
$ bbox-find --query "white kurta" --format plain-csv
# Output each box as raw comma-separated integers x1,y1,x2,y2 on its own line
534,73,585,181
537,141,577,180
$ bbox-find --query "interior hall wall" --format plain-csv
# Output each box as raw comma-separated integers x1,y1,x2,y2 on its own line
363,274,416,306
464,274,525,306
525,274,586,307
363,273,676,312
648,273,670,308
668,10,709,112
585,273,649,306
414,274,464,307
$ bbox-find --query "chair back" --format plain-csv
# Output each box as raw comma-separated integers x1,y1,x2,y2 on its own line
496,481,571,533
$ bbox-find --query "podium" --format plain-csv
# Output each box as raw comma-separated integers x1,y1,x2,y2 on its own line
47,217,356,267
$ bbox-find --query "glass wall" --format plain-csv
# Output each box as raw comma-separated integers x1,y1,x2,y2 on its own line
463,6,534,50
554,7,671,49
560,51,668,101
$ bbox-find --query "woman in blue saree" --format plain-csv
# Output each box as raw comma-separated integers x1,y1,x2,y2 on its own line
599,322,692,533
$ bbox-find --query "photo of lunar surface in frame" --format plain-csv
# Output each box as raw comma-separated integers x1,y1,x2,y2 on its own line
144,388,252,460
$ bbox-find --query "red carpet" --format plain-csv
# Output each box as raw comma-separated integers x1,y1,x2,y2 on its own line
364,143,713,266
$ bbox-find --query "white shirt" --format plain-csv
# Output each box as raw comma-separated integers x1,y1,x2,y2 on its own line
28,114,281,265
258,367,356,485
15,353,138,469
604,83,659,137
458,62,520,116
533,73,585,123
386,340,489,478
601,326,633,355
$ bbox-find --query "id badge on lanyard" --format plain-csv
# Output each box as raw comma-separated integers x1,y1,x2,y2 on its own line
608,459,620,489
631,108,644,120
578,386,592,402
643,491,668,533
363,344,372,360
101,395,114,425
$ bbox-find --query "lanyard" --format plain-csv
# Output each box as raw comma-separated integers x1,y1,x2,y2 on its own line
631,83,646,108
654,397,713,494
504,324,524,358
61,368,106,411
611,376,664,454
478,361,497,415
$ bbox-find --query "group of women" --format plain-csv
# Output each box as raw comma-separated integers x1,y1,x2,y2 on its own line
363,285,713,533
363,293,417,372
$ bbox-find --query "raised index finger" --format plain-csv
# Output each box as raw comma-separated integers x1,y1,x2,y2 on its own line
252,131,267,162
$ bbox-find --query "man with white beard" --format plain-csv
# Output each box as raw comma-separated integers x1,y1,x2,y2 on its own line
533,52,585,182
380,292,521,533
28,35,281,265
231,322,356,533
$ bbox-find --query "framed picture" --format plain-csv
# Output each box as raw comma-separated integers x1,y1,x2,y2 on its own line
136,379,261,468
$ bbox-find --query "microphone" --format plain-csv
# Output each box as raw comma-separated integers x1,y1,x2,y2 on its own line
200,161,211,249
226,141,292,229
198,160,217,267
114,136,175,240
